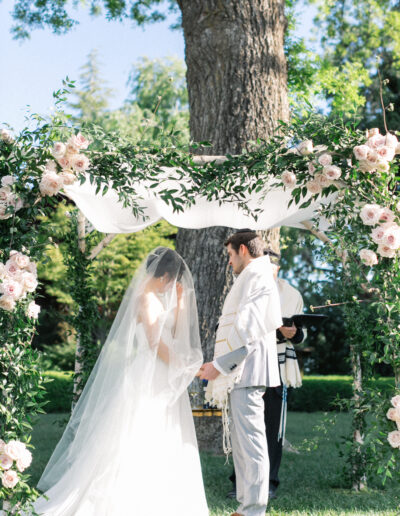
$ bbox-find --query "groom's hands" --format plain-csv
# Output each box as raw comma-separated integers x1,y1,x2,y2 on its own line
196,362,220,381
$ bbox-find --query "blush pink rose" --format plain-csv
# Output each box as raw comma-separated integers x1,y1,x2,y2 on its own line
71,154,90,173
314,173,332,188
379,208,396,224
59,170,76,186
377,146,395,162
51,142,66,160
69,133,89,150
298,140,313,156
360,204,382,226
382,225,400,250
15,449,32,472
0,201,11,220
323,165,342,180
388,430,400,448
281,171,297,189
4,441,27,462
0,440,5,453
371,224,388,244
318,153,332,166
306,179,322,194
0,295,16,311
57,156,71,169
377,161,390,172
367,134,386,150
308,162,316,175
0,129,14,144
359,249,378,266
4,260,21,279
377,243,396,258
0,186,12,203
44,160,58,173
391,395,400,408
396,143,400,155
10,252,30,270
353,145,369,161
39,171,63,197
26,261,37,276
20,272,38,293
0,454,13,470
358,160,376,173
0,280,22,300
387,407,400,422
1,469,18,489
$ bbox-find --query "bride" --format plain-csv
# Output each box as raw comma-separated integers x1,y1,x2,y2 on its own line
33,247,209,516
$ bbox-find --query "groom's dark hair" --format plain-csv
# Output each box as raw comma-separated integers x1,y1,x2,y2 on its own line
147,248,185,280
224,230,264,258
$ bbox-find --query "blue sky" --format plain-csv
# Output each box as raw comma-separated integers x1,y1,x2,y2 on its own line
0,0,314,131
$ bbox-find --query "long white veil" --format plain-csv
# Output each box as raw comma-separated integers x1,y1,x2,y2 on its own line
37,247,205,514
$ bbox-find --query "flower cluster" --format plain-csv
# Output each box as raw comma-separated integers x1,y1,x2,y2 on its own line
281,140,343,194
387,395,400,449
0,129,14,145
353,128,400,174
358,203,400,263
0,176,23,221
39,133,90,197
0,251,40,315
0,440,32,489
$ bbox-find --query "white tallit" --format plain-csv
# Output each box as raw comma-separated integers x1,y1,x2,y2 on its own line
205,256,282,408
277,278,305,388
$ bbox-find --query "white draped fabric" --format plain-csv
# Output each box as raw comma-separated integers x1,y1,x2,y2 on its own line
64,170,333,233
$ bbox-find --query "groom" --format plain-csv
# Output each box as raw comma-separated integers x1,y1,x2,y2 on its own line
198,230,282,516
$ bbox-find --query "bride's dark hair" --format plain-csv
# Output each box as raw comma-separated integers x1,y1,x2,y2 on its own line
146,247,185,281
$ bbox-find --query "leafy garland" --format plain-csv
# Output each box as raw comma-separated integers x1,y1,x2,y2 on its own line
0,109,399,510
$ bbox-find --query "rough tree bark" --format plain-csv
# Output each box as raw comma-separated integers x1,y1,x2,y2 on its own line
176,0,289,449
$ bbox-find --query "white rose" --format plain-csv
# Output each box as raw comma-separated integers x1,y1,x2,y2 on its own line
0,295,16,311
385,133,398,149
1,469,18,489
20,272,38,293
318,153,332,166
59,170,76,186
71,154,90,173
353,145,369,161
314,173,332,188
377,243,396,258
44,160,58,173
387,407,400,422
10,252,30,269
27,301,40,320
379,208,396,225
387,430,400,448
391,395,400,408
0,129,14,144
367,128,380,138
371,224,388,244
377,146,395,162
281,171,297,189
69,133,89,150
1,176,15,187
367,134,386,150
359,249,378,266
323,165,342,181
0,186,12,203
0,453,13,470
377,161,390,172
382,224,400,250
366,149,380,165
4,441,27,462
306,179,322,194
4,260,21,279
15,449,32,472
26,261,37,276
1,280,23,300
360,204,382,226
298,140,313,156
51,142,66,160
39,171,63,197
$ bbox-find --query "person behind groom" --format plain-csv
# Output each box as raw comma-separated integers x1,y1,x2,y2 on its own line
198,230,282,516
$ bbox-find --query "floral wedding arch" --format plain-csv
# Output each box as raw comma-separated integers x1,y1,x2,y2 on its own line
0,109,399,511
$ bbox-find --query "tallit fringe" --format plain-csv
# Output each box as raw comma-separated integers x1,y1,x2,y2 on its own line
221,397,232,460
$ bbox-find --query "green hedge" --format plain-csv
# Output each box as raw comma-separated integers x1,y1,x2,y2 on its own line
43,371,74,412
42,372,395,413
288,375,395,412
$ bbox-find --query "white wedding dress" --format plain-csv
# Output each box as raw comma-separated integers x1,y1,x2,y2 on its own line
31,248,209,516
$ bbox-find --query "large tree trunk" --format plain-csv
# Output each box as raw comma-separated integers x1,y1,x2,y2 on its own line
176,0,289,450
176,0,289,358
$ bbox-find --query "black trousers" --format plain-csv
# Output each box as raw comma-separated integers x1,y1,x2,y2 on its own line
230,385,284,490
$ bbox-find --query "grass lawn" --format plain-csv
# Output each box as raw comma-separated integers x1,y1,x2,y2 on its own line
30,412,400,516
